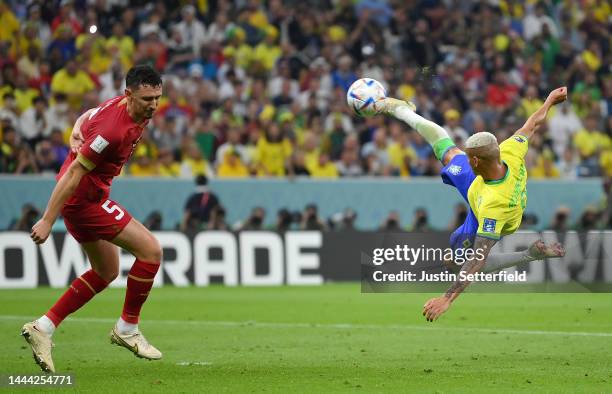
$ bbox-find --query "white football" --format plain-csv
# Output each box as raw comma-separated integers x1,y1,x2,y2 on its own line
346,78,387,117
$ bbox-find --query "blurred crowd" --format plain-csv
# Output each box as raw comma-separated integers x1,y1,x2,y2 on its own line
0,0,610,179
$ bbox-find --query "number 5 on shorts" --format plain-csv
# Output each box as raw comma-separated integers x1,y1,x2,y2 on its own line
102,200,125,220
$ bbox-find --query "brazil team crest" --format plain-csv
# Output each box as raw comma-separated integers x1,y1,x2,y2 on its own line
448,165,462,175
482,218,497,233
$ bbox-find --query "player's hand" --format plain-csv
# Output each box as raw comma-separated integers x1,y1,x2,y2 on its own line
423,296,451,322
546,87,567,106
70,125,84,154
31,219,52,244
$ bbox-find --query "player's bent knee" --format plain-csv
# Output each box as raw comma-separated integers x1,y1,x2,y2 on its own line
93,266,119,282
139,237,163,263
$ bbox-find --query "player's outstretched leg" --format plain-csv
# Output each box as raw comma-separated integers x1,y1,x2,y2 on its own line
110,218,162,360
379,97,457,163
21,240,117,372
482,240,565,274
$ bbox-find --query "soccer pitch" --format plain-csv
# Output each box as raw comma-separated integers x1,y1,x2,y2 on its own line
1,285,611,393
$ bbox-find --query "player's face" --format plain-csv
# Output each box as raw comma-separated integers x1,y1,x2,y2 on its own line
127,85,163,120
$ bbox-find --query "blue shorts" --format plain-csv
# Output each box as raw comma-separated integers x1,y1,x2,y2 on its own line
440,154,479,250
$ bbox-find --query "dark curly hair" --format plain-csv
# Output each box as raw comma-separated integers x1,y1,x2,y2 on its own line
125,65,162,90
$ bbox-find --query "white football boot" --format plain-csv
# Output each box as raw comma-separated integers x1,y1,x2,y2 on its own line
21,321,56,373
109,326,162,360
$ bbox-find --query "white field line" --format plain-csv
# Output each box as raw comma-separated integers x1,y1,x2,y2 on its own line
176,361,213,366
2,315,612,338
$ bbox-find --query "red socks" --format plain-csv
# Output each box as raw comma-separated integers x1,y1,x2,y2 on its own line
121,259,160,324
44,260,160,328
46,269,109,327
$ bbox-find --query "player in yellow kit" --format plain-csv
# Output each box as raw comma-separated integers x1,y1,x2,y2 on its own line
379,86,568,321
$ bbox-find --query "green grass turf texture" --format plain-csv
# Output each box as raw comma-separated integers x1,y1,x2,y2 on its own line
1,284,611,393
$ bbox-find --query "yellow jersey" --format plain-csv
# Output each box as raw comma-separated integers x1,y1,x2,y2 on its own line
467,136,528,240
254,137,292,176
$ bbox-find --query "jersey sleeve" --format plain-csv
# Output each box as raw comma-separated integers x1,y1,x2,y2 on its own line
475,201,507,240
500,135,528,171
77,117,118,170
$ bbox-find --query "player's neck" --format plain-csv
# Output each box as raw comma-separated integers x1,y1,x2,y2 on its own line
482,161,507,183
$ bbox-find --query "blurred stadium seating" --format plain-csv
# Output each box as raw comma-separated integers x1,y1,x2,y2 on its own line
0,0,610,229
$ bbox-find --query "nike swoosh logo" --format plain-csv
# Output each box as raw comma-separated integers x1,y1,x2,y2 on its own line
115,332,139,353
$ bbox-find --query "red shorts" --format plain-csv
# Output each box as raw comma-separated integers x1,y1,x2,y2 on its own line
62,199,133,244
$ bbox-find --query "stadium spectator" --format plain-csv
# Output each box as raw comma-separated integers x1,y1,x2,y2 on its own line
530,148,561,179
387,126,416,177
328,208,357,231
336,147,363,177
48,129,68,167
207,205,229,231
215,127,247,167
380,211,402,232
14,74,40,114
237,206,266,231
45,93,70,135
254,123,292,177
300,204,326,231
308,153,338,178
143,211,163,231
34,139,59,174
180,143,210,178
547,102,582,158
217,149,249,178
50,58,95,110
180,175,220,232
523,2,558,41
410,208,431,232
9,203,40,231
290,150,310,176
443,109,469,147
361,127,390,175
577,207,600,231
157,147,180,177
19,96,49,148
275,208,293,233
0,93,20,128
550,206,571,233
173,5,207,57
574,114,609,176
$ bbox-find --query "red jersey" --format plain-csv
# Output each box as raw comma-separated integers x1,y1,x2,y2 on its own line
57,96,147,204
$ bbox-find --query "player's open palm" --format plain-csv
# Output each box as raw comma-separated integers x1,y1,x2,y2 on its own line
31,219,52,244
546,87,567,106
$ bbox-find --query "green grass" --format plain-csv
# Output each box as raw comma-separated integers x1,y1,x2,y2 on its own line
1,285,611,393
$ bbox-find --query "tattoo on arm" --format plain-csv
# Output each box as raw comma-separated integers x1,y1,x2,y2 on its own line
444,237,498,300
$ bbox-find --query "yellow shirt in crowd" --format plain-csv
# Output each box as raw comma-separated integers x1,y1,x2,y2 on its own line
388,143,417,177
254,137,292,176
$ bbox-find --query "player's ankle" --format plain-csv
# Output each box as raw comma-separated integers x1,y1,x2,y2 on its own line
36,315,56,336
116,317,138,335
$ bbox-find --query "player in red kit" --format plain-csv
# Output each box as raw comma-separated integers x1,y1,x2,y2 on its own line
22,65,164,373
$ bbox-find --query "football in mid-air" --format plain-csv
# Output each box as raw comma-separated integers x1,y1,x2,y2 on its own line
346,78,387,117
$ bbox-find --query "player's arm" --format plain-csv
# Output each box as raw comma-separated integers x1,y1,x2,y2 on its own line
514,87,567,139
69,108,96,153
422,236,497,322
30,159,91,244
